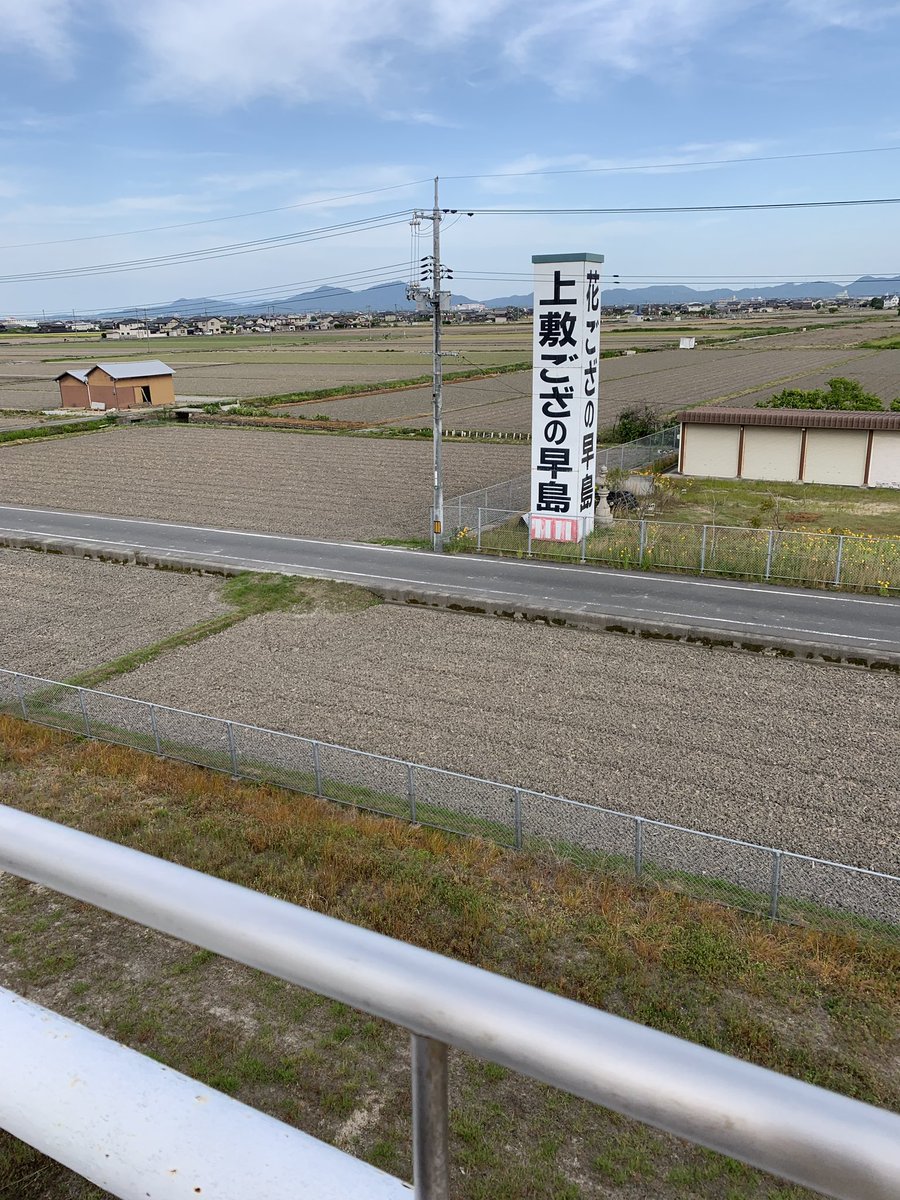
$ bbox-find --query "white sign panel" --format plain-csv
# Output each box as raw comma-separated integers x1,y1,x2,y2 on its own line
529,253,603,541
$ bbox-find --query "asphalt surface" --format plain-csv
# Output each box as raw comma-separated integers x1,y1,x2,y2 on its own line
0,503,898,655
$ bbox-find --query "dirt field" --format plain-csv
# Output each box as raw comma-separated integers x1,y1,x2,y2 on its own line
276,346,890,433
0,550,230,678
102,603,900,874
2,316,892,412
0,425,529,539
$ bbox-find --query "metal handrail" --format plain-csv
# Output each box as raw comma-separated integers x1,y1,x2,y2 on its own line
0,803,898,1200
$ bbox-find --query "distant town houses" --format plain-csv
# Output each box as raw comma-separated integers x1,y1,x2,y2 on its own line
2,289,899,336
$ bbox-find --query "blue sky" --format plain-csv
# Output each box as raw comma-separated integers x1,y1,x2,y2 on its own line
1,0,900,315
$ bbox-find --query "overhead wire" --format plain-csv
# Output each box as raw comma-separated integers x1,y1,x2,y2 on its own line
0,179,431,250
442,144,900,181
0,211,415,284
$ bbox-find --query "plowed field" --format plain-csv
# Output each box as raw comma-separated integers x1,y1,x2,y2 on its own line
0,425,529,539
277,346,886,433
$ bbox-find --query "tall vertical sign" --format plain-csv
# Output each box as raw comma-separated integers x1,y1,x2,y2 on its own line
529,253,603,542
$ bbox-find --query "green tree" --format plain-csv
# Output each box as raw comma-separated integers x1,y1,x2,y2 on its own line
762,377,884,411
870,297,885,309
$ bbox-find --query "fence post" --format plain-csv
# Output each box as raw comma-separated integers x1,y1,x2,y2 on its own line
834,534,845,586
634,818,644,877
580,518,587,564
527,519,533,556
14,675,28,720
77,689,91,738
411,1034,450,1200
225,721,239,777
769,850,783,920
407,763,417,824
311,740,323,796
513,788,523,850
639,520,647,567
149,705,162,755
476,507,482,551
700,525,708,574
765,529,775,581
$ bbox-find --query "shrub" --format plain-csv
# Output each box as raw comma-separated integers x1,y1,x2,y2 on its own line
762,377,884,411
606,405,661,443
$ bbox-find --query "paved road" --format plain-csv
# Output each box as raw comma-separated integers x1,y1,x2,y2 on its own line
1,504,898,655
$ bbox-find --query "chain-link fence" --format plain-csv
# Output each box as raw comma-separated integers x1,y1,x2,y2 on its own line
464,510,899,592
444,426,679,537
2,668,896,940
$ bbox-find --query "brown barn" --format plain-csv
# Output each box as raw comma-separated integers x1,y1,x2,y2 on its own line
55,360,175,411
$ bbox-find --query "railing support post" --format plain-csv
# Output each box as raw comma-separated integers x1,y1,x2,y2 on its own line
14,675,28,720
513,788,523,851
312,740,323,796
638,520,647,567
527,519,532,556
476,506,482,551
149,704,162,755
411,1034,450,1200
77,688,91,738
769,850,782,921
225,721,239,778
408,763,417,824
765,529,775,581
699,524,708,574
834,535,844,586
580,518,587,564
634,818,644,877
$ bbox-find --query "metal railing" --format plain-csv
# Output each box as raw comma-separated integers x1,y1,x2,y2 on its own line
444,426,679,536
467,510,900,593
1,803,899,1200
1,669,897,940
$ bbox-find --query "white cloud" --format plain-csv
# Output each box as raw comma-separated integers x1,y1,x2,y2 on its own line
0,0,76,64
786,0,900,29
109,0,504,108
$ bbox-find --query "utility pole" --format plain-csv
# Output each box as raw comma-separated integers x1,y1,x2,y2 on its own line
408,177,451,551
430,177,444,552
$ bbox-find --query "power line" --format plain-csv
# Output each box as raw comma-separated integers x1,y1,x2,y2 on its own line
442,144,900,182
0,212,414,284
0,180,430,251
457,197,900,215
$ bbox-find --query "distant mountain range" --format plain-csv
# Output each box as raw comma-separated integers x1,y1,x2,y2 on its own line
87,275,900,318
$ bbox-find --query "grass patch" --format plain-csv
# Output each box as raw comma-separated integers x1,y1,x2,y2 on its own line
0,718,897,1198
668,476,900,538
63,572,378,689
0,416,114,446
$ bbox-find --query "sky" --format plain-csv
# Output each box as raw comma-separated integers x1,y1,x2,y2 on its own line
1,0,900,315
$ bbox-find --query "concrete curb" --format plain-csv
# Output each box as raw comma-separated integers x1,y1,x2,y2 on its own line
2,533,896,672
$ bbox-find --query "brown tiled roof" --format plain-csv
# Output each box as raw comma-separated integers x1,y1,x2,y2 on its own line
675,407,900,431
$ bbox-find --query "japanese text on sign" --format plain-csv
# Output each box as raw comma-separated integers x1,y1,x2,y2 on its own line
529,254,603,537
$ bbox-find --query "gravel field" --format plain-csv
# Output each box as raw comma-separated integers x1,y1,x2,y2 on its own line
106,604,900,874
0,425,529,539
0,551,231,678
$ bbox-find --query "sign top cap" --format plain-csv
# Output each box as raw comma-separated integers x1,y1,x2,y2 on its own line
531,252,605,264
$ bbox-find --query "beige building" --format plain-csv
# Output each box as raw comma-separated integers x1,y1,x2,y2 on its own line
55,360,175,411
676,408,900,488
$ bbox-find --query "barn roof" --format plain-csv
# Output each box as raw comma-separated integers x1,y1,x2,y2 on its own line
675,407,900,432
54,368,90,383
89,360,174,380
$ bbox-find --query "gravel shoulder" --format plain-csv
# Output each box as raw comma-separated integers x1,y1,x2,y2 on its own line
104,604,900,873
0,425,529,540
0,551,231,678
